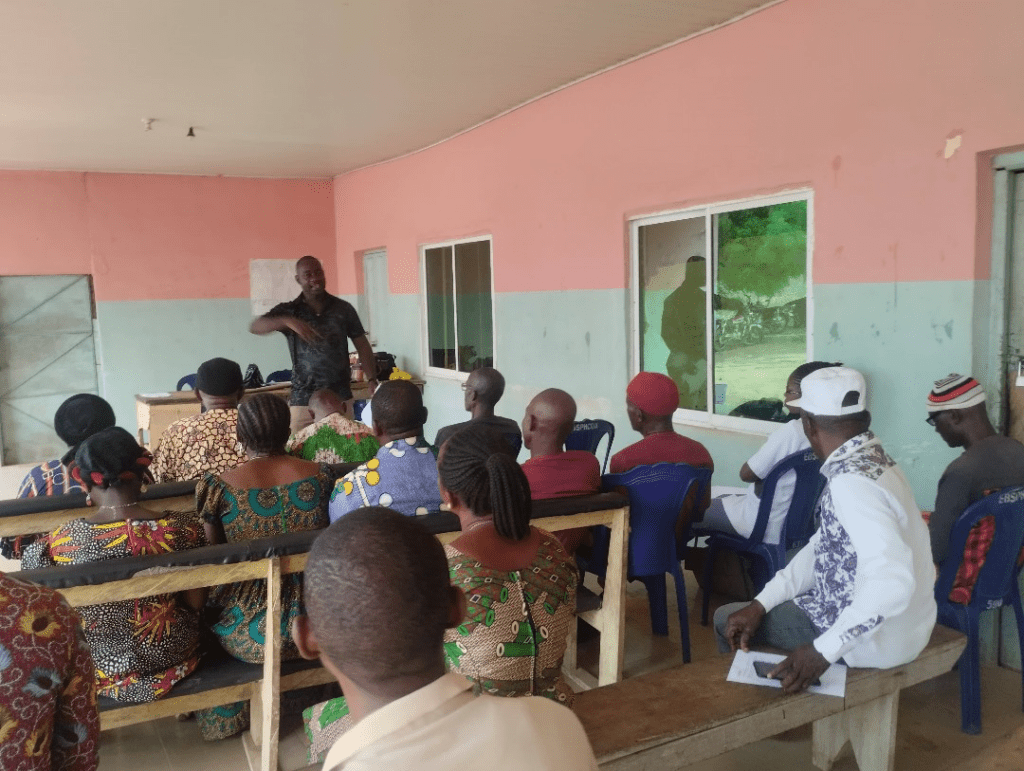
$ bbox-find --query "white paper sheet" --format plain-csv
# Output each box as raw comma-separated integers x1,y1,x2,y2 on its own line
727,649,846,698
139,392,172,398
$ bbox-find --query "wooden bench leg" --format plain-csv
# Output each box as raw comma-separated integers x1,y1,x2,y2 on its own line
597,508,628,687
244,558,282,771
812,691,899,771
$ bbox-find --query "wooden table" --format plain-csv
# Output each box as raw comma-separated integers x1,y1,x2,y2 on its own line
135,380,423,449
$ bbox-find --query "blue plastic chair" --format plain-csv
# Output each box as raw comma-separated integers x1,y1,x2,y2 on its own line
265,369,292,384
591,463,712,664
176,374,197,391
565,419,615,473
934,485,1024,734
699,449,824,625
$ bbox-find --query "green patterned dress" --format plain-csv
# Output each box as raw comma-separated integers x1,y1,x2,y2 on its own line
195,464,333,740
302,528,578,764
443,529,578,704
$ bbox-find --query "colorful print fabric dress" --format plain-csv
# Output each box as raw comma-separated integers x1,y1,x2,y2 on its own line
0,573,99,771
21,512,206,704
196,465,333,740
301,528,579,764
443,530,578,705
328,436,442,520
150,409,248,483
286,413,379,465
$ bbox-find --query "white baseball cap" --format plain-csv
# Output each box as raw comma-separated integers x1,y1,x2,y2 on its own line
786,366,867,416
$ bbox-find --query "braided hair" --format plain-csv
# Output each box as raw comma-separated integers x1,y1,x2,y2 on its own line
439,423,531,541
236,394,291,455
73,427,153,489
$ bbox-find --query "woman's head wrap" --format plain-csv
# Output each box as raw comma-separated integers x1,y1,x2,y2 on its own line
55,394,116,465
72,427,152,489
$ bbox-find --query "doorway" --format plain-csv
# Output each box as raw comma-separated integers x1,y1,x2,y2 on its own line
0,275,99,465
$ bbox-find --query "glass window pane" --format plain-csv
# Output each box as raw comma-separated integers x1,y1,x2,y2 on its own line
713,200,808,420
638,217,708,412
453,241,493,373
425,246,455,370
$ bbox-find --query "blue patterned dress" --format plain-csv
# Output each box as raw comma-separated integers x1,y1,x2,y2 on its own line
195,464,333,739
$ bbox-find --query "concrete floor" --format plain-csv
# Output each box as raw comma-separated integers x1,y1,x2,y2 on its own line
96,572,1024,771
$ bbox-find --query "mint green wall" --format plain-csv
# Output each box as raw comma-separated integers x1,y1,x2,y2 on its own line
372,280,981,505
96,299,292,431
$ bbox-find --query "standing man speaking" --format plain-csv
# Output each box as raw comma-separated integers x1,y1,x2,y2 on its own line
250,256,378,431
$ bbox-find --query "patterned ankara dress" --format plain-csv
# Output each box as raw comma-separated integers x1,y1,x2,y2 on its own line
150,409,248,483
302,528,579,765
1,458,87,561
21,512,207,704
285,413,379,465
0,572,99,771
328,436,442,520
196,465,333,740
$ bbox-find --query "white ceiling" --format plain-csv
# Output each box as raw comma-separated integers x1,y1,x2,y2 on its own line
0,1,777,178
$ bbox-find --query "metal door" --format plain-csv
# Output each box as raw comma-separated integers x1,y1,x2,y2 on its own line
0,275,99,465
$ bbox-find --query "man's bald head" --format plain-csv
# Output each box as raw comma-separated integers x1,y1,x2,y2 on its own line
308,388,348,421
523,388,577,451
296,255,321,272
465,367,506,410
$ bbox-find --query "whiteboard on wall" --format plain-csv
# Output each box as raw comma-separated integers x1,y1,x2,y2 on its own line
250,260,298,316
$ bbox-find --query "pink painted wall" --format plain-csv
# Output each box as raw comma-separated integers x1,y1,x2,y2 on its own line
333,0,1024,293
0,171,335,301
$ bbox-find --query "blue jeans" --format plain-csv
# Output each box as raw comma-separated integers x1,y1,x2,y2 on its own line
713,600,819,654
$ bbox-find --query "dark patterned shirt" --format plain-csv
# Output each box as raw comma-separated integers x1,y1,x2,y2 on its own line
0,572,99,771
265,293,366,404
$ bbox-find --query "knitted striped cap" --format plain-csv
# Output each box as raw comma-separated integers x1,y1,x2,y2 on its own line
927,374,985,412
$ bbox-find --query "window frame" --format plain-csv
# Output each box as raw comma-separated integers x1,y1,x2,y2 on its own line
629,189,815,436
419,234,497,382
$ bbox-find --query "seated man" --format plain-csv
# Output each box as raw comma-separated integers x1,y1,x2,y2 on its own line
699,361,837,543
434,367,521,454
151,357,248,482
329,380,442,519
292,507,599,771
0,571,99,770
2,393,116,560
521,388,600,554
286,388,379,465
611,372,713,535
716,367,937,692
926,373,1024,570
610,371,713,474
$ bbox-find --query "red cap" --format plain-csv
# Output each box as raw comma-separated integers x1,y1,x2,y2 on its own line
626,372,679,416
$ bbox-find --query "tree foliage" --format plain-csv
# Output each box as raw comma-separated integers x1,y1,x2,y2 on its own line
716,201,807,304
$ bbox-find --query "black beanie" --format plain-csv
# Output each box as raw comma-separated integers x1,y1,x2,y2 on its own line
196,358,244,396
54,394,116,464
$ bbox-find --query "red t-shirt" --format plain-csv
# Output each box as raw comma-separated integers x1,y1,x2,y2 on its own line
609,431,714,474
522,450,602,500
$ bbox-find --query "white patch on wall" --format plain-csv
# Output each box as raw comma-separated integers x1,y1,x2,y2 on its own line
250,259,298,316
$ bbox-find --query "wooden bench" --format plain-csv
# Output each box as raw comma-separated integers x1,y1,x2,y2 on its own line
11,492,630,770
573,625,967,771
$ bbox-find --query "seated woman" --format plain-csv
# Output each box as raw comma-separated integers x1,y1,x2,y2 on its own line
22,427,206,703
303,423,578,763
197,393,334,740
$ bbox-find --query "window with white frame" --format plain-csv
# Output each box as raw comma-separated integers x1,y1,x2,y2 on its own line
422,237,494,375
631,192,811,428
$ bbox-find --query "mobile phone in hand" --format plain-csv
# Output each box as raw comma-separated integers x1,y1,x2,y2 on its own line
753,659,821,687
